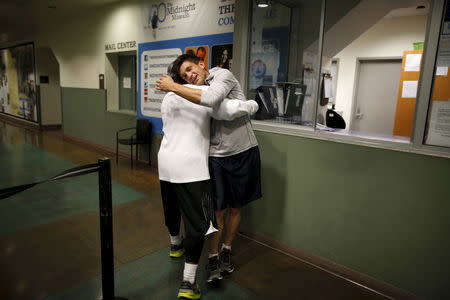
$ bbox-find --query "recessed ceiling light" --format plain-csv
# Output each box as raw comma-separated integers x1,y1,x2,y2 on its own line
256,0,270,8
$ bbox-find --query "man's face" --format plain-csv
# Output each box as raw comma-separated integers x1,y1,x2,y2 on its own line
179,60,207,85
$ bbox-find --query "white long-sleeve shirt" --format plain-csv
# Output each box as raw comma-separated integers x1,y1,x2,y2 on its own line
158,84,258,183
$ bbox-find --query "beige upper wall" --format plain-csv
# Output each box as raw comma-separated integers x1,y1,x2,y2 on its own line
38,1,142,89
4,0,235,89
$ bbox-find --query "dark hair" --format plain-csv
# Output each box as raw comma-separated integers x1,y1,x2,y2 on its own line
196,46,206,55
168,54,201,84
185,49,195,56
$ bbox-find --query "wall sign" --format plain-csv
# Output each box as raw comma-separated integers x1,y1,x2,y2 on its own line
140,0,235,41
105,41,137,52
137,32,233,133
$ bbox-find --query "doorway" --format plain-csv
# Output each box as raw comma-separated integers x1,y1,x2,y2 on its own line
351,59,402,136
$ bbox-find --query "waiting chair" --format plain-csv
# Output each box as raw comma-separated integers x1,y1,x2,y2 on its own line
116,119,152,167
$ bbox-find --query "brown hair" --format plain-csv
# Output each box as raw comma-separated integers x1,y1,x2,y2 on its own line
168,54,200,84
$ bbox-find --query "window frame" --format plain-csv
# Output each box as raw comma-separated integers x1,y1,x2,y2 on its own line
234,0,450,158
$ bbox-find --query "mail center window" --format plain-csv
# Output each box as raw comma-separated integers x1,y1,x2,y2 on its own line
248,0,322,127
247,0,435,145
320,0,430,142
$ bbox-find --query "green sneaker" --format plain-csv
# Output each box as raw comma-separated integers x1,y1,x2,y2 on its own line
177,280,201,299
169,242,185,258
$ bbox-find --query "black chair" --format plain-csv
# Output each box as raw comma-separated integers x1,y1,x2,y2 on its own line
116,119,152,167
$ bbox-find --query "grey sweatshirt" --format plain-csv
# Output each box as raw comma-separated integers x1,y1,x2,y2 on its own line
200,67,258,157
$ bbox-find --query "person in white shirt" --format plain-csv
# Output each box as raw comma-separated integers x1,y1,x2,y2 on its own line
159,75,258,299
156,54,261,284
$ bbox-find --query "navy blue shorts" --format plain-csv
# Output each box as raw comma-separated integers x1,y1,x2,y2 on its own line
209,146,262,211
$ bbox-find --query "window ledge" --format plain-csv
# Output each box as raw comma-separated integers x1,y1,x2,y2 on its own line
107,109,137,116
252,121,450,159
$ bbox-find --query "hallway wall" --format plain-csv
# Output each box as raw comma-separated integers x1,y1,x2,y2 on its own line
61,87,159,163
245,130,450,300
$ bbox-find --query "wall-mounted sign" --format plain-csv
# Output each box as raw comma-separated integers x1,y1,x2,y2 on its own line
140,0,235,42
105,41,137,52
138,32,233,133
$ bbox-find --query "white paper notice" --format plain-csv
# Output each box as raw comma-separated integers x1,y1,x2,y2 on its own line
402,81,418,98
425,100,450,147
123,77,131,88
436,66,448,76
405,54,422,72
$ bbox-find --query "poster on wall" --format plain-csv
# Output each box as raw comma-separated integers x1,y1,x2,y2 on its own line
0,43,38,123
138,32,233,133
425,101,450,147
424,0,450,148
140,0,235,42
137,0,236,133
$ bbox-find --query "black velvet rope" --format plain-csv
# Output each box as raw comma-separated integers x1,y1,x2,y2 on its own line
0,163,100,200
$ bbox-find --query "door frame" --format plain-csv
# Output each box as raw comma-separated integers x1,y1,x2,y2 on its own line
349,56,402,131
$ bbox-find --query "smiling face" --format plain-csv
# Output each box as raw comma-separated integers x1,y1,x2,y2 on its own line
178,60,208,85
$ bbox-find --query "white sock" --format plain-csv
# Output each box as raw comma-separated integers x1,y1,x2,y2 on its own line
183,263,198,284
170,234,182,246
222,243,232,251
208,253,219,259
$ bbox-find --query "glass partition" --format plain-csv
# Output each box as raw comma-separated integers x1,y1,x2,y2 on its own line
319,0,430,141
247,0,322,127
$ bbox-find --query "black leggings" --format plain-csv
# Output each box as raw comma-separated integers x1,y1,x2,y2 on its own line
160,180,215,263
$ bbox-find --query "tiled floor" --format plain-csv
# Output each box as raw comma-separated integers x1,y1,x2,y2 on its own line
0,119,389,300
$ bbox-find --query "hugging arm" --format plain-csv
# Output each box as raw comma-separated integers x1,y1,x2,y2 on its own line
210,99,259,121
156,69,237,107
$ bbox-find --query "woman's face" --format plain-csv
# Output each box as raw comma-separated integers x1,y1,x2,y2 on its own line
221,49,228,62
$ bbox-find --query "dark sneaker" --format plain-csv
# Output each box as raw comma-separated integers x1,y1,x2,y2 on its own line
169,241,185,258
206,256,223,283
220,248,234,275
177,280,201,299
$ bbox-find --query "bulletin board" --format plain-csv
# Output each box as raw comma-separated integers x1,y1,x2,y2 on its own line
137,32,233,134
393,50,422,137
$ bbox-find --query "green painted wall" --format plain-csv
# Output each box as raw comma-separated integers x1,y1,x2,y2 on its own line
246,131,450,300
61,87,449,299
61,87,160,163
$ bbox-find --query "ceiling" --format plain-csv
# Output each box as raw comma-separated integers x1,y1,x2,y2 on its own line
0,0,121,41
384,5,430,18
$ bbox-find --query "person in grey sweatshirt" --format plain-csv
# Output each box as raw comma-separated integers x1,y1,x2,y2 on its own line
156,54,262,284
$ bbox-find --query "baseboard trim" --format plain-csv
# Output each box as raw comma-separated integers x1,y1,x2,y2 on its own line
238,229,424,300
40,124,62,131
0,113,40,131
63,133,154,168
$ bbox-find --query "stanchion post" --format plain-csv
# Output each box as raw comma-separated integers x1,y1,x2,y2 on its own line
98,158,127,300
